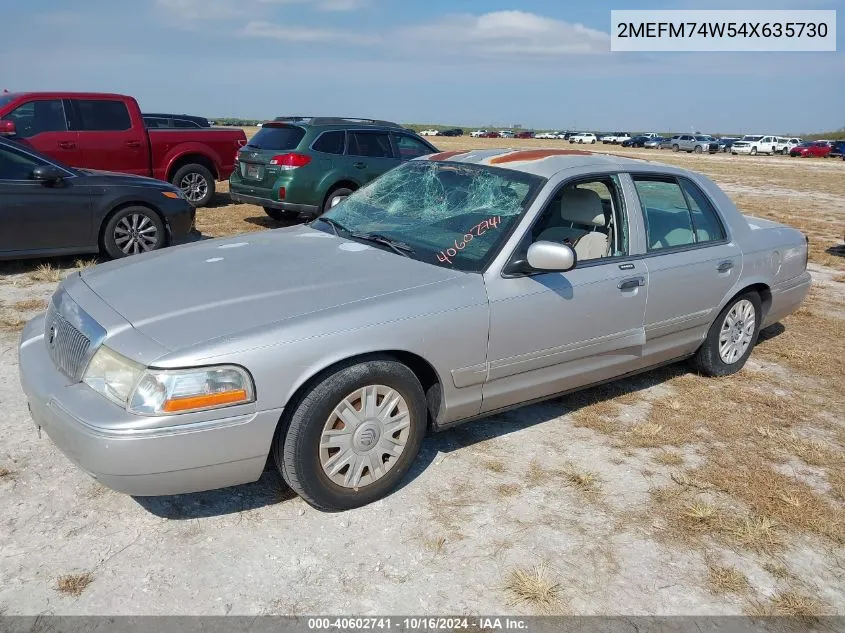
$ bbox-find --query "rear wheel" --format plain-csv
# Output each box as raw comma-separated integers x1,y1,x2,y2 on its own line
693,292,761,377
672,144,680,152
102,206,165,259
694,145,703,154
264,207,299,222
322,187,354,215
172,164,215,208
275,358,427,511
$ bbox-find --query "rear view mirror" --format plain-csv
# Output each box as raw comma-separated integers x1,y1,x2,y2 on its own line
527,241,577,272
0,120,15,136
31,165,65,184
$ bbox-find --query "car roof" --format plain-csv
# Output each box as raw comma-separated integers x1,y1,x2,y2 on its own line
2,91,131,100
271,116,405,130
420,148,655,178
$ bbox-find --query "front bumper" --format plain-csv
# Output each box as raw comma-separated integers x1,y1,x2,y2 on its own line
18,314,281,496
731,146,754,154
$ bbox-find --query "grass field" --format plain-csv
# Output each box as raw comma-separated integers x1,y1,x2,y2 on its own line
0,134,843,615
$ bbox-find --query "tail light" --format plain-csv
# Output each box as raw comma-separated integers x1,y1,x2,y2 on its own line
0,120,16,136
270,153,311,170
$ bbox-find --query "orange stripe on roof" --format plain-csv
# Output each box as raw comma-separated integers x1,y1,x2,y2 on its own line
489,149,592,164
428,150,470,161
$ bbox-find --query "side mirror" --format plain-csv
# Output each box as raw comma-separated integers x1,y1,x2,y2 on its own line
0,120,16,136
526,241,577,272
31,165,65,184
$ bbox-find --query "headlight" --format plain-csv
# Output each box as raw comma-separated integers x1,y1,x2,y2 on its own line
83,346,254,415
83,346,145,407
129,366,254,415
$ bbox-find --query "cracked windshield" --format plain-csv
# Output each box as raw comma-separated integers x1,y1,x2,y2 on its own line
314,160,544,272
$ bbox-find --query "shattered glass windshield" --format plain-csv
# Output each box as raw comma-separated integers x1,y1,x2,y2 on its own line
313,160,545,272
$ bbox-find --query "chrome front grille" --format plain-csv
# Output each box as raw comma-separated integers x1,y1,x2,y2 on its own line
44,288,107,382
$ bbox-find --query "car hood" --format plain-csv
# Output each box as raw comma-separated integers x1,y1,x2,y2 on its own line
77,169,177,190
79,225,464,352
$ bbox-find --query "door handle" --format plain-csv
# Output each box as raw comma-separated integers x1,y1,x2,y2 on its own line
353,162,366,169
126,140,142,148
58,141,76,149
618,276,645,291
717,261,734,273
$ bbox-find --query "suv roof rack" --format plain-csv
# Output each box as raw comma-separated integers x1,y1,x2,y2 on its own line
272,116,404,129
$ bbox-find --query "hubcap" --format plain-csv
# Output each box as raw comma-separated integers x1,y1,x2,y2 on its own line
114,214,159,255
319,385,411,489
718,299,756,364
179,172,208,202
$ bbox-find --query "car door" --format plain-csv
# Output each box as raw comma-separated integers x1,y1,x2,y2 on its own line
481,174,648,413
346,130,400,182
631,174,742,364
69,98,149,175
0,142,93,253
1,98,80,165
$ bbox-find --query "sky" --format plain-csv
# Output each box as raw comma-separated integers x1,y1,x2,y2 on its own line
1,0,842,133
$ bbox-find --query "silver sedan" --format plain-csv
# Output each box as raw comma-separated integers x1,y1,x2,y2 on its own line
19,148,812,511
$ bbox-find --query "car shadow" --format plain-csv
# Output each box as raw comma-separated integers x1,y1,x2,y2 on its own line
134,323,789,519
824,244,845,258
244,215,308,230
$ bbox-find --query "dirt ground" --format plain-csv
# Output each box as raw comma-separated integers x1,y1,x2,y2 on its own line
0,139,843,616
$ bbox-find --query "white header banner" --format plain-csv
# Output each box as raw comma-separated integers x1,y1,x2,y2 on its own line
611,10,836,52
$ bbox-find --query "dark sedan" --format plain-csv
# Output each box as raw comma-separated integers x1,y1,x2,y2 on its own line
621,135,650,147
0,138,196,260
438,128,464,137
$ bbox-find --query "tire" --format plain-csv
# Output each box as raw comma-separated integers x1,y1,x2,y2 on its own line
264,207,299,222
275,358,427,511
102,206,166,259
693,292,762,377
694,145,703,154
750,147,758,156
672,144,680,152
322,187,354,215
171,164,215,208
591,139,596,144
782,148,789,155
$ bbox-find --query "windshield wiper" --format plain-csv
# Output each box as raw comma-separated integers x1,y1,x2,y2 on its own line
313,216,349,236
350,232,415,258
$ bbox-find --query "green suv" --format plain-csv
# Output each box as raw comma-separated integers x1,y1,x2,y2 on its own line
229,117,438,221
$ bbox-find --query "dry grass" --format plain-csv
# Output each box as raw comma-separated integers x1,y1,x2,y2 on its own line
29,263,64,283
421,535,447,556
496,483,521,498
12,298,48,312
654,450,685,467
56,572,94,597
0,311,26,332
502,564,562,611
707,565,749,595
484,459,506,474
562,464,599,492
762,561,792,580
768,591,826,617
0,466,13,479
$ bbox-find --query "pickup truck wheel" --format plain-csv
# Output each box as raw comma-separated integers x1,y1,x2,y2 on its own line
672,144,679,152
102,206,165,259
750,147,758,156
264,207,299,222
275,358,427,511
322,187,354,215
172,164,215,208
693,292,761,377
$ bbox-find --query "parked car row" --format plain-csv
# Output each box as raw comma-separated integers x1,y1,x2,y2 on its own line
0,91,246,207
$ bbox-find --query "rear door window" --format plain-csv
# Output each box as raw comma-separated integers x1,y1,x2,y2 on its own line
312,130,345,154
348,131,394,158
74,99,132,131
246,125,305,150
4,100,68,138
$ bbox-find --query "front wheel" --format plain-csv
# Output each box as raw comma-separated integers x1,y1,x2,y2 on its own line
693,292,762,377
102,206,165,259
275,358,427,511
694,145,703,154
750,147,758,156
672,144,680,152
172,164,215,208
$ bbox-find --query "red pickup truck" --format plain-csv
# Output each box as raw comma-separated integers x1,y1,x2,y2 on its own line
0,92,246,207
